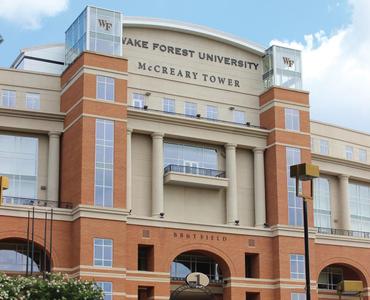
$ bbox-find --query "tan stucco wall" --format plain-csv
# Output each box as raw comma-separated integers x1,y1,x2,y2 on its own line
0,68,61,113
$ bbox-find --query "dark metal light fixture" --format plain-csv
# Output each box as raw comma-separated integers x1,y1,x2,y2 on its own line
290,163,320,300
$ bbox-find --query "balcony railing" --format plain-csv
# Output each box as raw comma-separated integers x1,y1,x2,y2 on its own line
317,227,370,239
3,196,73,209
129,105,267,130
164,164,226,178
171,277,223,285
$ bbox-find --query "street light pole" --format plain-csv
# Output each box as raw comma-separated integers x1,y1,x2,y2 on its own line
290,163,320,300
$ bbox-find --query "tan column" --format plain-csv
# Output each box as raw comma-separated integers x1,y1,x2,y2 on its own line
339,174,351,230
47,132,61,202
126,128,132,212
226,143,238,224
152,132,164,217
254,148,266,227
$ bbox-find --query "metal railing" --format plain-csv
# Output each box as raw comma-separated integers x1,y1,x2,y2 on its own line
3,196,73,209
129,105,267,130
171,277,223,285
317,227,370,238
164,164,226,178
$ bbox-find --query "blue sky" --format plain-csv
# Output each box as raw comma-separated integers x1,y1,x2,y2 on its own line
1,0,370,133
0,0,351,67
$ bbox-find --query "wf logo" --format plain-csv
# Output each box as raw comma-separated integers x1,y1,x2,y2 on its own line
283,56,294,68
98,19,112,31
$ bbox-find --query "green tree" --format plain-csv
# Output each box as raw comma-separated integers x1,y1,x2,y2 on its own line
0,272,104,300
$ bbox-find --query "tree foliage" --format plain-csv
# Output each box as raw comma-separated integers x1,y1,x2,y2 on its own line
0,272,104,300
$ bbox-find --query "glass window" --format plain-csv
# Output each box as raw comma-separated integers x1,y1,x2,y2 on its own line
318,266,343,290
345,146,353,160
359,149,367,162
1,90,16,108
94,238,113,267
233,110,245,124
206,105,218,120
314,178,331,228
132,93,145,108
319,140,329,155
290,254,305,280
291,293,305,300
163,98,175,113
184,102,197,117
285,108,300,131
164,143,217,172
287,147,302,226
95,119,114,207
171,253,222,282
96,76,114,101
96,282,113,300
26,93,40,110
350,183,370,232
0,135,38,201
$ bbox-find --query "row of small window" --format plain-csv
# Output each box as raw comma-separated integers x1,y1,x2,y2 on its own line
1,90,40,110
132,93,247,124
313,138,368,162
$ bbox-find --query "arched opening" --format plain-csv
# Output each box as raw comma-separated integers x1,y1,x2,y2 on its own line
0,238,50,274
318,263,366,291
170,251,227,300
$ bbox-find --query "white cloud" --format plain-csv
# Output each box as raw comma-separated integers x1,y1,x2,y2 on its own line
271,0,370,133
0,0,69,29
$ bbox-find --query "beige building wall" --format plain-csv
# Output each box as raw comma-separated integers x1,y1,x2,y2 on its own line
0,68,61,113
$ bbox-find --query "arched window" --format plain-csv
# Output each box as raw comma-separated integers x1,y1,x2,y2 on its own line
0,240,50,273
171,252,222,283
314,178,331,228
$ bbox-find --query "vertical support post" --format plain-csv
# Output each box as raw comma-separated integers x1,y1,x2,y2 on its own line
49,208,53,273
47,132,61,202
253,147,266,227
26,210,30,276
303,198,311,300
43,211,47,279
31,207,35,275
151,132,164,217
126,128,132,211
225,143,238,224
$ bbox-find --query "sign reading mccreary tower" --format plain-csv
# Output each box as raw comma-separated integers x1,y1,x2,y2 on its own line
122,31,262,91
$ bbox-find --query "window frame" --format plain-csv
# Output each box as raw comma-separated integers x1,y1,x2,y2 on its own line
233,110,245,124
96,75,115,101
1,90,16,108
206,105,218,120
285,108,300,131
163,98,175,113
287,147,302,226
96,281,113,300
313,177,331,228
345,145,353,160
93,238,113,267
26,93,41,110
319,139,329,155
290,254,305,280
132,93,145,108
184,101,197,117
359,149,367,162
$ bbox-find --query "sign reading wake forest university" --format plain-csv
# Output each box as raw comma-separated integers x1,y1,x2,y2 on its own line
123,37,260,89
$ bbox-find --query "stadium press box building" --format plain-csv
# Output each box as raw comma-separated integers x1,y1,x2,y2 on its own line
1,5,370,300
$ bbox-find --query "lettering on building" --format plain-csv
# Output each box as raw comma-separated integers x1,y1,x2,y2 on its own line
122,37,259,72
173,231,227,242
283,56,294,67
98,19,112,31
138,61,240,88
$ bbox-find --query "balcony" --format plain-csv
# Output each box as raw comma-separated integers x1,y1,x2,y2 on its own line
3,196,73,209
164,164,228,189
317,227,370,239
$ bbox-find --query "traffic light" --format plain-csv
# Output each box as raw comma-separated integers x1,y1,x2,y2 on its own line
0,176,9,205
